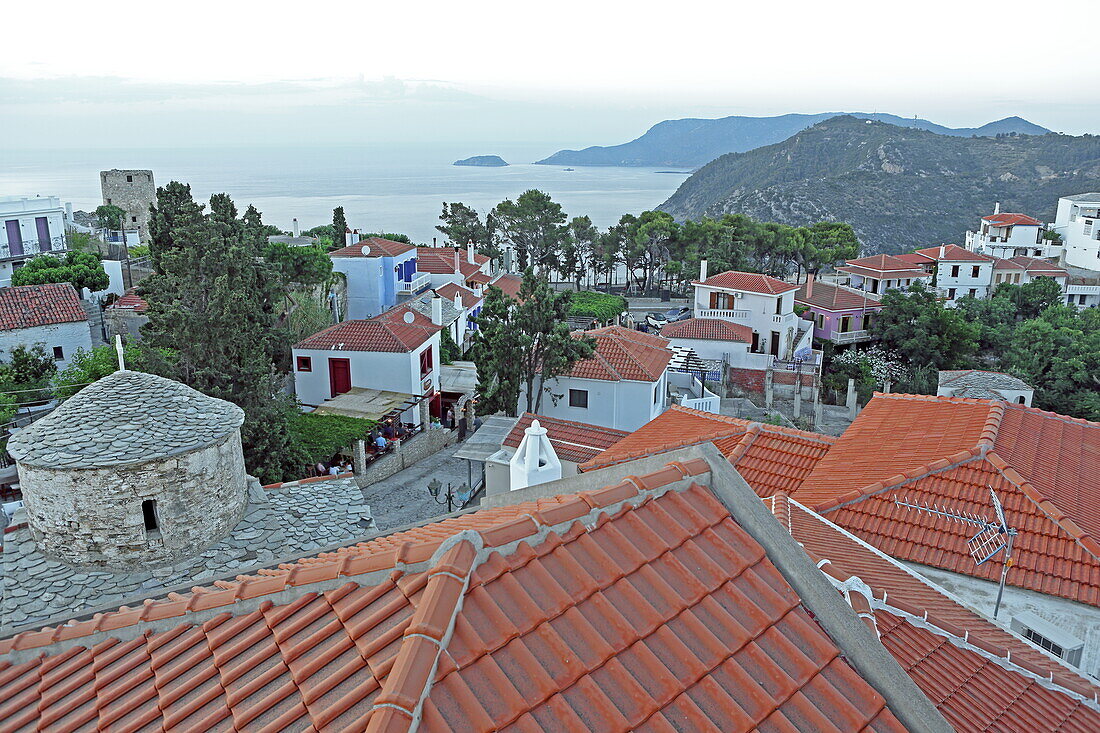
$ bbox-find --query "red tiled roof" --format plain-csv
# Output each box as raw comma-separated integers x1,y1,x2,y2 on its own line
796,281,883,312
488,273,523,300
1008,256,1068,275
913,244,995,263
693,270,799,295
330,237,416,258
0,283,87,331
583,405,835,498
841,254,933,275
983,213,1043,227
464,270,491,284
295,305,440,352
0,459,914,732
109,290,148,313
566,325,672,382
434,282,480,309
993,257,1026,270
660,317,753,342
777,498,1100,728
891,253,933,266
502,413,628,463
799,394,1100,606
416,247,490,275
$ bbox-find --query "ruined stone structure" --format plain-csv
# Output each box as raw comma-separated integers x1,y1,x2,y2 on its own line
8,370,248,570
99,169,155,242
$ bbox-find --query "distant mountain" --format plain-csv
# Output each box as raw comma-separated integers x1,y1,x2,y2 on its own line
658,116,1100,255
536,113,1051,168
453,155,508,167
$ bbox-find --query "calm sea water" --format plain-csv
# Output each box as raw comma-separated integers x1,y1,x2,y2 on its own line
0,144,690,243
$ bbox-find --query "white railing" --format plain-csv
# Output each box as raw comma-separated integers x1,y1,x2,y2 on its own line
832,330,871,344
1066,284,1100,295
681,394,720,413
398,273,432,294
696,308,751,321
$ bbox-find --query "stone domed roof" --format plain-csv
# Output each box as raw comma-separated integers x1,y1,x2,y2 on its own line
8,371,245,468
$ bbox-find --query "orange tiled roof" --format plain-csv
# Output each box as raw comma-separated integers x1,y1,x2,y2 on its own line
913,244,994,263
891,253,933,266
983,213,1043,227
566,325,673,382
415,247,490,275
799,394,1100,606
0,283,87,331
660,317,753,342
1008,256,1067,275
837,255,931,280
795,281,883,312
330,237,416,258
0,459,913,732
993,257,1027,270
487,273,523,300
434,282,480,308
583,405,835,498
693,270,799,295
108,290,148,313
502,413,628,463
295,305,441,352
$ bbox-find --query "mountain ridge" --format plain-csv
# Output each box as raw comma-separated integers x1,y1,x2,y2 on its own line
536,113,1051,168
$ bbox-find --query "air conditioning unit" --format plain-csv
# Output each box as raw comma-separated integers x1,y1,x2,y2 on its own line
1011,611,1084,667
734,291,744,298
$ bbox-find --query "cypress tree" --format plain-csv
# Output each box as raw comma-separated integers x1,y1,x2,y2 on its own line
332,207,348,249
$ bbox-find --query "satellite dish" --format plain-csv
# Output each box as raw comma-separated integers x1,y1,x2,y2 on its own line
361,245,371,256
403,312,415,324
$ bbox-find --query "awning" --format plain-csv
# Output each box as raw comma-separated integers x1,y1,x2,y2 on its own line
439,361,479,395
452,414,519,462
312,387,416,422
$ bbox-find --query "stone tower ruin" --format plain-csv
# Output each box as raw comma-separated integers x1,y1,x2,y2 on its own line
100,169,155,242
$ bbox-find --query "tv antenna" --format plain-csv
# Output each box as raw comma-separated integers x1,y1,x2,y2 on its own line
894,487,1017,618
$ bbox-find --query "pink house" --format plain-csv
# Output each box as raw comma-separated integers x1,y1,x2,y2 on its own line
795,277,882,345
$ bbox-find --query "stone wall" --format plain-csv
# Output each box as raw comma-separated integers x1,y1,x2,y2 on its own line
100,170,155,242
355,429,456,489
18,431,249,570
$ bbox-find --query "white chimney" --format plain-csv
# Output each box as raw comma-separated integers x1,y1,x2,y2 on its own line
700,258,708,281
939,244,946,258
994,202,1001,215
467,241,475,264
349,229,360,245
431,295,443,326
508,420,562,491
292,218,299,237
454,292,463,310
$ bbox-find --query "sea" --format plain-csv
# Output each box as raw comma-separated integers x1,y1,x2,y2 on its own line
0,143,690,243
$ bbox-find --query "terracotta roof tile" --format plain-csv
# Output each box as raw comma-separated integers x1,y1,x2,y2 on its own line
566,325,672,382
913,244,995,263
0,462,910,731
983,213,1043,227
840,254,933,276
1008,256,1068,275
693,270,799,295
503,413,628,463
660,317,753,342
295,304,441,352
330,237,416,258
993,257,1027,270
796,281,883,311
487,273,523,300
108,290,148,313
0,283,87,331
433,282,480,309
415,247,490,275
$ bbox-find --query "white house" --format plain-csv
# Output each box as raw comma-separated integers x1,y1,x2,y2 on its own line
908,244,997,305
937,370,1034,406
0,196,71,288
992,256,1068,291
416,244,493,290
524,326,673,432
1053,193,1100,271
965,208,1056,260
434,282,484,347
691,265,803,359
292,301,442,425
660,317,753,362
0,283,91,369
836,254,933,296
330,237,423,320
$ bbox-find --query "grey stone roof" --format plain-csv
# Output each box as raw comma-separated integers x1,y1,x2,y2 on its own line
8,370,245,469
408,294,463,326
938,370,1032,392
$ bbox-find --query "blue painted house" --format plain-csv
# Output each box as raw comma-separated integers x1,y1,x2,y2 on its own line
330,237,429,319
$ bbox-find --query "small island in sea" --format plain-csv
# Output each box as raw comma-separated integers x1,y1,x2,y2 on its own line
453,155,509,167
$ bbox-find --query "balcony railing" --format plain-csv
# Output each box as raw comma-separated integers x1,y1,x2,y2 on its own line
0,235,67,260
398,273,432,295
831,330,872,344
696,308,751,321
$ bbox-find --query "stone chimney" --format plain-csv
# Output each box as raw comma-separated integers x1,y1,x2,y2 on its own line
700,258,708,281
508,420,562,491
806,272,814,297
994,202,1001,215
431,295,443,326
454,248,461,275
292,218,299,237
467,241,475,264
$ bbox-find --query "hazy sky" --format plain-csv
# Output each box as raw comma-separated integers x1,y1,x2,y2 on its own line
3,0,1097,150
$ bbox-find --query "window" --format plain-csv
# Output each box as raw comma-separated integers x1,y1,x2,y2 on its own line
711,292,734,309
968,288,977,297
971,266,980,278
568,389,588,408
52,346,64,360
419,347,434,376
296,355,312,372
126,175,133,183
106,198,112,205
141,499,160,538
131,216,137,223
947,288,956,300
1022,627,1064,658
950,265,960,278
1017,396,1027,404
1084,221,1093,237
774,297,783,315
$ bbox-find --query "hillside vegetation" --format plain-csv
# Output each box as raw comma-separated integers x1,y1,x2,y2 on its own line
659,116,1100,254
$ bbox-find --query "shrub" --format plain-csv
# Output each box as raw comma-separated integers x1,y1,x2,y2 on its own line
569,291,627,322
290,412,377,464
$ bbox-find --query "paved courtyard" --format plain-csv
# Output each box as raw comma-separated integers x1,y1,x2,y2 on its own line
360,440,481,531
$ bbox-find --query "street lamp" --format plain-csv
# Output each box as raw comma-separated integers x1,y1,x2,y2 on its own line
427,479,470,513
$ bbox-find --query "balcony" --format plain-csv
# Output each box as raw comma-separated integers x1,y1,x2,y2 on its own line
696,308,751,321
398,273,432,295
0,235,67,261
831,329,872,344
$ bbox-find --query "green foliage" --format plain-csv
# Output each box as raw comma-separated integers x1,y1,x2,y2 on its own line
94,204,126,230
0,393,17,428
994,277,1063,320
126,244,150,258
263,242,333,286
11,250,110,292
301,224,335,239
52,344,146,399
871,281,980,370
362,232,412,244
0,345,57,403
437,202,500,260
140,185,302,483
289,412,376,464
287,291,334,344
439,328,461,365
470,270,595,415
66,231,100,253
332,207,348,250
569,292,627,322
492,190,567,272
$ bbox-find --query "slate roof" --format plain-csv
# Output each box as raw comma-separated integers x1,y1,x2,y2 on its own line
775,496,1100,730
566,325,673,382
0,456,921,732
798,394,1100,606
939,369,1032,393
796,281,883,312
502,413,628,463
0,283,87,331
913,244,995,263
983,213,1043,227
693,270,799,295
330,237,416,258
583,405,835,498
295,306,441,353
407,294,462,327
7,371,244,469
660,317,753,342
1062,193,1100,202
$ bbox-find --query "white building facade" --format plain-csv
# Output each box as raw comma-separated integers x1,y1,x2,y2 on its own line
965,209,1057,260
0,196,70,287
0,283,91,369
1054,193,1100,271
691,266,803,359
912,245,997,305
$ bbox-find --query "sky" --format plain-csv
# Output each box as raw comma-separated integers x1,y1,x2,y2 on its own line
2,0,1097,150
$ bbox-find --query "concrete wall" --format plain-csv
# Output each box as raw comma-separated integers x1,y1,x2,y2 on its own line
0,320,92,369
355,428,456,489
1056,196,1100,271
529,372,667,432
936,260,996,305
17,430,248,570
485,447,580,497
100,170,155,242
105,310,148,341
332,257,385,319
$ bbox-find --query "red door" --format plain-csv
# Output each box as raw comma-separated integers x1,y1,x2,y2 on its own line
328,358,351,397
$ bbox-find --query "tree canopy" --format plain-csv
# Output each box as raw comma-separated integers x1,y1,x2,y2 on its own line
492,190,567,273
263,242,333,286
12,250,110,293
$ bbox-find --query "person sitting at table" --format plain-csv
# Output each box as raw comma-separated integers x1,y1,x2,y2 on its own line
375,434,388,451
328,463,340,476
382,421,395,440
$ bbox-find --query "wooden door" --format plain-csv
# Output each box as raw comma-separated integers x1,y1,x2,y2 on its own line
769,331,780,357
328,358,352,397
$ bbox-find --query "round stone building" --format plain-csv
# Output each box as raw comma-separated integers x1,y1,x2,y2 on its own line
8,370,249,570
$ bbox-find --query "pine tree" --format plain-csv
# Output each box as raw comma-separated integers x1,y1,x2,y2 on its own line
146,181,206,273
332,207,348,249
141,186,303,482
